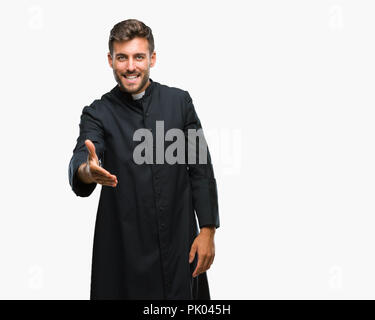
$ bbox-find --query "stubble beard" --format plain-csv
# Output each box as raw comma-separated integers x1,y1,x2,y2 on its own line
114,68,150,94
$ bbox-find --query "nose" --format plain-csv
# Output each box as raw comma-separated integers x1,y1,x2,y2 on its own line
127,58,136,72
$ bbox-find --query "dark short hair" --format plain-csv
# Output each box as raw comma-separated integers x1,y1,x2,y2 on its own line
108,19,154,56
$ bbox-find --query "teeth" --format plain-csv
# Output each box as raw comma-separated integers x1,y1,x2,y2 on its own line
126,75,138,79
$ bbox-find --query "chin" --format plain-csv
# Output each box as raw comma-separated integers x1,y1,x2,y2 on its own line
120,82,140,94
116,72,149,94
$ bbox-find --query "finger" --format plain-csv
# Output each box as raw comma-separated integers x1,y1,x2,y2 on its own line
91,170,116,181
203,255,214,273
208,253,215,269
95,176,117,185
85,140,98,161
93,174,118,186
206,246,215,270
189,243,197,264
200,254,210,275
193,253,207,278
93,176,116,185
193,263,203,278
91,165,116,179
93,173,117,184
97,179,117,187
91,164,117,180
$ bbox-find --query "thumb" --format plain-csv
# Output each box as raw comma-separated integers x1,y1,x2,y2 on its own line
85,139,98,161
189,242,197,264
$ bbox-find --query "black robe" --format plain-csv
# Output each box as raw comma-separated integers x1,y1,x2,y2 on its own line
68,79,220,299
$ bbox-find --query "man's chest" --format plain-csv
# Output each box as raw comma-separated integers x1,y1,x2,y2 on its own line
101,100,186,163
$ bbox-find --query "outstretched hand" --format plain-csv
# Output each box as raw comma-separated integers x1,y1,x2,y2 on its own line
78,139,118,187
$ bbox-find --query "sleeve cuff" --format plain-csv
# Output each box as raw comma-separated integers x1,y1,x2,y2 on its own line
68,150,97,197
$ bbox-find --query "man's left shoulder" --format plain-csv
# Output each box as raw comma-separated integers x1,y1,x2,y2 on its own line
156,82,191,103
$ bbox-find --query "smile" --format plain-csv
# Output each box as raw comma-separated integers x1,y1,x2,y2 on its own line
123,74,140,83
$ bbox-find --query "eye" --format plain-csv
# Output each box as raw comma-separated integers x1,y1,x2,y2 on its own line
136,55,144,60
118,56,126,61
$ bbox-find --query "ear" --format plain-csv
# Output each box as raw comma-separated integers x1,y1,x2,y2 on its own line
150,51,156,68
107,52,113,68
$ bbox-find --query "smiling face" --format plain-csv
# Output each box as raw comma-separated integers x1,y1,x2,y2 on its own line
108,37,156,94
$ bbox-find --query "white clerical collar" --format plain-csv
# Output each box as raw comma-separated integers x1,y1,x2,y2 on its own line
132,90,145,100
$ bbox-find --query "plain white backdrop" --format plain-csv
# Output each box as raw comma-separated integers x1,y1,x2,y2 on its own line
0,0,374,299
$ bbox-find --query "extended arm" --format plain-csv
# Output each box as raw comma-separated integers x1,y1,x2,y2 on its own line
68,105,117,197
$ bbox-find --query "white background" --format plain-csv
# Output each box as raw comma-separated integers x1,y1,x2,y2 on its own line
0,0,374,299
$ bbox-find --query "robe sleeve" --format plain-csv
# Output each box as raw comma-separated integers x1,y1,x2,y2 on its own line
68,104,106,197
183,91,220,229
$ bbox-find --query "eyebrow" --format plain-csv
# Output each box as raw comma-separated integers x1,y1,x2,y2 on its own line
115,53,146,57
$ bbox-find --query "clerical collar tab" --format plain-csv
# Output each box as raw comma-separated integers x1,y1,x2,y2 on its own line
132,91,145,100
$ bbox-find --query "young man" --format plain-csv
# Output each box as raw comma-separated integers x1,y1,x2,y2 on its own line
68,19,220,300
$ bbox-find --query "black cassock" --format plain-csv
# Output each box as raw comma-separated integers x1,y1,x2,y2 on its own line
68,79,220,300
